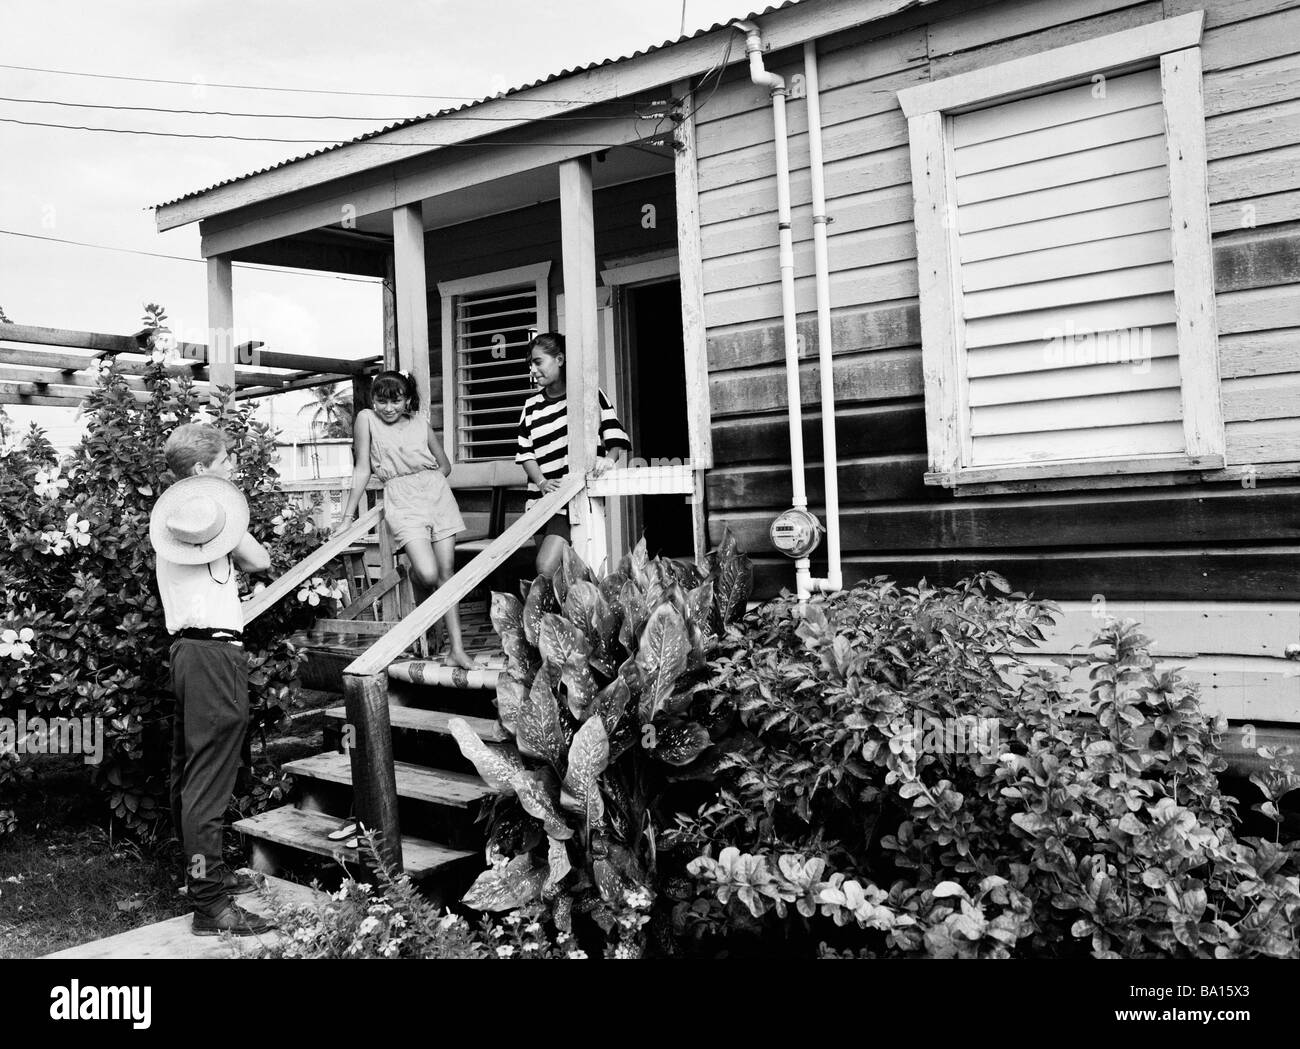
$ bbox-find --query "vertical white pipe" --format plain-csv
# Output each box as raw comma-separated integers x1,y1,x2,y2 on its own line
804,40,842,592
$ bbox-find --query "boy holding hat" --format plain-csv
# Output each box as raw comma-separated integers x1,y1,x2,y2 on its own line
151,422,274,936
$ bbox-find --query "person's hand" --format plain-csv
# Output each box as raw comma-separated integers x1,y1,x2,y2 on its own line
591,456,616,478
336,505,357,531
539,478,562,494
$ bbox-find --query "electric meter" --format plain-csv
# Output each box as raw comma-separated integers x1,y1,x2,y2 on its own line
770,507,824,558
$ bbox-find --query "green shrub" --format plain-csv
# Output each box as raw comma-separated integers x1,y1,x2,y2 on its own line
447,533,752,956
0,305,339,838
673,576,1300,959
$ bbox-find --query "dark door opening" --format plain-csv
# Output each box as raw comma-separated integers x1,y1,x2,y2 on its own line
626,280,693,559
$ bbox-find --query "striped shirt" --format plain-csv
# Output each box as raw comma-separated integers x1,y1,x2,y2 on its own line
516,388,630,483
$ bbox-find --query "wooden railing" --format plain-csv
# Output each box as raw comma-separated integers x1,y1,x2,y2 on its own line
341,474,587,872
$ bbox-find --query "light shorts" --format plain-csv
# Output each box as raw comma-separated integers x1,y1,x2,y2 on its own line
383,469,466,550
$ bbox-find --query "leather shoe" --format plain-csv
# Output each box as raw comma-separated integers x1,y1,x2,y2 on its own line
222,870,260,895
192,903,277,937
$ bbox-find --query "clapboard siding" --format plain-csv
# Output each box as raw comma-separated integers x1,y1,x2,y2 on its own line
695,0,1300,636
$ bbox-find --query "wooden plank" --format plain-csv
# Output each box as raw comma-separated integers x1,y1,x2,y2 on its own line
1208,143,1300,204
674,79,713,472
743,546,1300,602
957,134,1167,206
325,704,508,742
340,672,402,873
1216,330,1300,378
704,260,919,329
1163,47,1225,461
310,618,397,636
707,301,919,372
963,261,1174,318
284,750,492,808
1217,284,1300,333
901,8,1199,115
1214,227,1300,292
383,254,398,370
958,199,1169,264
1227,417,1300,462
1206,98,1300,160
953,103,1166,177
392,203,432,424
971,385,1181,438
0,391,86,408
707,453,935,509
971,421,1186,464
715,486,1300,552
242,505,382,623
1165,0,1300,31
959,170,1169,239
1223,373,1300,422
1202,6,1300,72
967,324,1178,377
710,403,927,465
709,349,923,418
969,355,1181,405
953,469,1200,496
963,230,1172,293
0,380,148,405
928,0,1143,58
1203,52,1300,117
937,450,1219,485
206,255,234,401
964,292,1175,348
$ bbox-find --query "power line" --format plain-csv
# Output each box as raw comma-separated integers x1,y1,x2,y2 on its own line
0,61,643,107
0,229,383,283
0,94,648,122
0,115,653,148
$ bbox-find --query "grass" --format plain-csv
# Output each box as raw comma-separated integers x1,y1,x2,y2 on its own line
0,755,188,959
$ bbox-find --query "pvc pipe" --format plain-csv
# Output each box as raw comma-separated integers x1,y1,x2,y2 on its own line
732,20,807,515
802,39,843,596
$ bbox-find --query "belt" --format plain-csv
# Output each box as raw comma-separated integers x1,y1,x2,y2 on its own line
175,628,244,646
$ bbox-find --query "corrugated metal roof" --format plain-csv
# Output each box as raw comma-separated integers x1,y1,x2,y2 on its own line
155,1,801,210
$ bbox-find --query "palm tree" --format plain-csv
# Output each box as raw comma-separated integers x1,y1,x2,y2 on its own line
297,383,354,477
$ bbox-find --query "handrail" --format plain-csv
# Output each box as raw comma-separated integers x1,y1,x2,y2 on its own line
242,504,383,624
344,473,586,677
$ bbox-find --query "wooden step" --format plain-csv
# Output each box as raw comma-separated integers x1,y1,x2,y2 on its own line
323,705,508,742
44,872,321,959
234,805,476,878
283,751,493,808
388,657,504,691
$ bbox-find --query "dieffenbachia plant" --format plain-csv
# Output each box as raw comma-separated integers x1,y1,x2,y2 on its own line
449,533,753,933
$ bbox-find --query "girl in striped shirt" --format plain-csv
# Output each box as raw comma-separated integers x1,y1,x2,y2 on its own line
516,332,630,577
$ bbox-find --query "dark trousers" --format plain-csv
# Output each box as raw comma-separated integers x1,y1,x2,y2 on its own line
168,638,249,916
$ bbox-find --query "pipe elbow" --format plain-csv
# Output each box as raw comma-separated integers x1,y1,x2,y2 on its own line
731,19,784,92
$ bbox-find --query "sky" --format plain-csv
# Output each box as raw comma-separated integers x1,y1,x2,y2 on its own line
0,0,756,447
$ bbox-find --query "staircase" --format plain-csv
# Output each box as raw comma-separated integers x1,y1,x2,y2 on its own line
233,476,586,900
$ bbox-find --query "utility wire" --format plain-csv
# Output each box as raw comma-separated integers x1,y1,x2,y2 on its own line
0,61,644,106
0,94,653,122
0,115,650,147
0,229,382,284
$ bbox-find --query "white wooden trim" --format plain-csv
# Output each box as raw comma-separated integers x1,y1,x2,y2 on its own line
163,0,944,232
437,261,550,461
392,204,432,423
586,463,695,497
908,112,962,476
926,452,1225,487
673,79,714,478
898,12,1205,117
600,255,680,287
1162,47,1224,461
206,255,234,404
559,156,600,559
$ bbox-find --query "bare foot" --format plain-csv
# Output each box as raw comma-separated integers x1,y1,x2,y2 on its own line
448,646,475,670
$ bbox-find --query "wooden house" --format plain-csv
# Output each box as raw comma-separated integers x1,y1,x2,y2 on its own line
156,0,1300,747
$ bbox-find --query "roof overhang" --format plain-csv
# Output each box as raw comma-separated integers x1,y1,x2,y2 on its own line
155,0,940,233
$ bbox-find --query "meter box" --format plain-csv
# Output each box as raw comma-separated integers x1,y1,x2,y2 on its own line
769,507,824,558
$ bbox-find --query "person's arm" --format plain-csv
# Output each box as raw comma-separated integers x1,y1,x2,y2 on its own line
516,403,560,493
231,533,272,574
427,424,453,478
339,410,373,526
593,389,631,477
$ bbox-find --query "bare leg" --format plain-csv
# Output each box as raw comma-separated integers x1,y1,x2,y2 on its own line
401,536,448,653
433,537,474,669
536,534,566,579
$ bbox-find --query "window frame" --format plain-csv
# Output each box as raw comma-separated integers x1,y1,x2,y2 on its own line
437,261,551,463
897,11,1223,491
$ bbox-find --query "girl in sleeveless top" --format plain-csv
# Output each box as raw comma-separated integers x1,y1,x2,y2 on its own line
339,371,474,669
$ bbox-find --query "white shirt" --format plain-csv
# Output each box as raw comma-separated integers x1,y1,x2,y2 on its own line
155,554,244,633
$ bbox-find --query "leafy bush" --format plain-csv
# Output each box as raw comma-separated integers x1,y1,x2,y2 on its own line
0,305,339,838
447,533,752,955
673,576,1300,959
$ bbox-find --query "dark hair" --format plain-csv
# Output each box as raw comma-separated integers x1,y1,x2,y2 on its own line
370,370,419,413
529,332,566,370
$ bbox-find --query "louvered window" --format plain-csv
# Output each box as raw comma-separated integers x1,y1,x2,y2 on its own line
899,14,1224,490
438,263,551,462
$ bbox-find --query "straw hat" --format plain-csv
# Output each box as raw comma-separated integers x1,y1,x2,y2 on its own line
149,475,250,565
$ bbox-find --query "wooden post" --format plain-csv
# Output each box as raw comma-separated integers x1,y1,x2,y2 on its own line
382,253,398,371
342,671,403,874
206,255,234,407
559,156,600,563
392,204,431,423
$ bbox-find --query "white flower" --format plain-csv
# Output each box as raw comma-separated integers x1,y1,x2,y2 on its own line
523,942,539,952
525,922,541,936
357,916,380,937
38,530,70,556
271,514,288,537
438,914,464,931
158,411,177,425
65,513,91,548
382,940,402,958
504,912,522,927
495,945,515,958
0,628,35,661
555,932,570,945
390,914,407,930
566,949,587,959
33,468,68,500
625,889,652,910
613,944,636,959
297,576,345,606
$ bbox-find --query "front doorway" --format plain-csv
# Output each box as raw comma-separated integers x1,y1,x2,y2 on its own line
618,280,694,559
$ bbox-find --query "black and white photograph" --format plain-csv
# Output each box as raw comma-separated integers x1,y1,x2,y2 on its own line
0,0,1295,1023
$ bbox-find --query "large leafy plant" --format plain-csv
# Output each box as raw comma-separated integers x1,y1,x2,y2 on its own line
448,534,752,947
